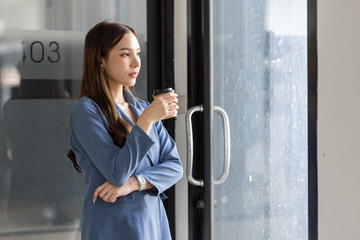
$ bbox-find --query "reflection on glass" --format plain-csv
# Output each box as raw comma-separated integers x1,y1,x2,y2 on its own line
212,0,308,239
0,30,84,238
0,0,147,239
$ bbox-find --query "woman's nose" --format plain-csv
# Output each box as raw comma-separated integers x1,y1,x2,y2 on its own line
131,55,140,68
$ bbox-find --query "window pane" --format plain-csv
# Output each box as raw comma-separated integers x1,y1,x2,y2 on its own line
212,0,308,239
0,1,147,239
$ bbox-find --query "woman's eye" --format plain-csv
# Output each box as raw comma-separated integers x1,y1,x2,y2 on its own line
121,53,130,57
137,52,141,56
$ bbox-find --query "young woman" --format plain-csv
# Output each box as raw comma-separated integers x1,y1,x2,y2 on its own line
68,21,183,239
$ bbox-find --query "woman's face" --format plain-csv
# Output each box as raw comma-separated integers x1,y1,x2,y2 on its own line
102,32,141,88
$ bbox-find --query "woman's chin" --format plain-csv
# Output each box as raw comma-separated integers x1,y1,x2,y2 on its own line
128,79,136,87
121,79,136,88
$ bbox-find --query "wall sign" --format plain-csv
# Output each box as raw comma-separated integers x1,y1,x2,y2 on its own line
0,29,85,80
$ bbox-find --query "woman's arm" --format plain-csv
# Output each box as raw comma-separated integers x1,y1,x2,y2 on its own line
136,120,183,196
92,176,155,203
92,118,182,203
70,99,155,187
71,93,178,188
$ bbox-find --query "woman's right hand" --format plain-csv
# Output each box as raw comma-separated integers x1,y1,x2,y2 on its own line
136,92,179,134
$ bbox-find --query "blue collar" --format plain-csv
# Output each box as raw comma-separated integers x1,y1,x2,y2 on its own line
115,89,142,125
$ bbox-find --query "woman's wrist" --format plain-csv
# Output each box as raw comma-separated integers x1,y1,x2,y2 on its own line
136,115,153,134
127,176,140,192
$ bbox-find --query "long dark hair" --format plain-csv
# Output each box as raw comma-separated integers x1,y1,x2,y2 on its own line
68,21,138,173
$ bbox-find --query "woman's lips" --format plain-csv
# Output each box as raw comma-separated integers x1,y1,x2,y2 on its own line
129,72,138,78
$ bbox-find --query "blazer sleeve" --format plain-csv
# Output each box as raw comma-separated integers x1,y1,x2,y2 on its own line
70,99,155,186
140,120,183,196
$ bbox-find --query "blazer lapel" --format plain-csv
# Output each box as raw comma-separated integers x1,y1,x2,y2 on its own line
123,89,157,165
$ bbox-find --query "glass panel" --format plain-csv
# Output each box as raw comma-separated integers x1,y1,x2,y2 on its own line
212,0,308,239
0,0,147,239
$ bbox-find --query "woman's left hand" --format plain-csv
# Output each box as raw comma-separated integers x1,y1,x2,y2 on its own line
93,177,139,203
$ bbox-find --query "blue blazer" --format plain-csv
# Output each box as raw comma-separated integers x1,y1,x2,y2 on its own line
69,90,183,240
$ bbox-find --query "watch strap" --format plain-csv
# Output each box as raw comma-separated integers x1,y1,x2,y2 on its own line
136,175,146,191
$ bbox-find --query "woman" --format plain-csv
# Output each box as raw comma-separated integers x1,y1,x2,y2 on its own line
68,21,183,240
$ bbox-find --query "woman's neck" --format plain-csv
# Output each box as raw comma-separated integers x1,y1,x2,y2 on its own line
110,84,126,104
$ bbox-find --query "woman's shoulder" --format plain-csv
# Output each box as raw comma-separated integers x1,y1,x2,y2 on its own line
72,97,103,118
73,96,96,110
73,95,149,117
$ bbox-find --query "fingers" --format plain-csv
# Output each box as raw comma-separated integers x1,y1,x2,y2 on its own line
94,185,114,203
154,91,177,99
108,196,118,203
148,91,180,121
162,107,179,120
168,103,179,115
93,181,108,203
157,92,178,104
162,97,178,106
157,92,179,117
161,93,179,109
93,181,124,203
101,191,113,202
168,97,179,105
163,92,178,98
169,103,179,110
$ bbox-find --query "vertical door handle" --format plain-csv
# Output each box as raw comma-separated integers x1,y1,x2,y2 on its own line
186,105,204,187
213,106,231,185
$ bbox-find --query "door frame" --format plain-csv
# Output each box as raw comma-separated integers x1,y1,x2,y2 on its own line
187,0,213,239
307,0,318,238
147,0,177,239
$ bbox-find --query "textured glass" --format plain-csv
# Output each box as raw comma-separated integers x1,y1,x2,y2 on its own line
212,0,308,239
0,0,147,239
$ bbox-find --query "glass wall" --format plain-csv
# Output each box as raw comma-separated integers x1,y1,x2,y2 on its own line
0,1,147,239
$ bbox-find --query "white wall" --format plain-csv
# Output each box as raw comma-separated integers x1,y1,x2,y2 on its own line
318,0,360,239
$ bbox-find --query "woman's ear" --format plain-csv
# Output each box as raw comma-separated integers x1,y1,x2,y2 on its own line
100,59,106,71
100,58,106,67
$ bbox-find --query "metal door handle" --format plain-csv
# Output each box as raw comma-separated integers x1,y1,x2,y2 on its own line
186,105,204,187
213,106,231,185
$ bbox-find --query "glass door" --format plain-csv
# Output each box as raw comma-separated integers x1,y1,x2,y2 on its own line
187,0,309,239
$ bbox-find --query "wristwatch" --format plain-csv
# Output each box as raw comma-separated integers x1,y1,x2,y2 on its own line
136,175,146,191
